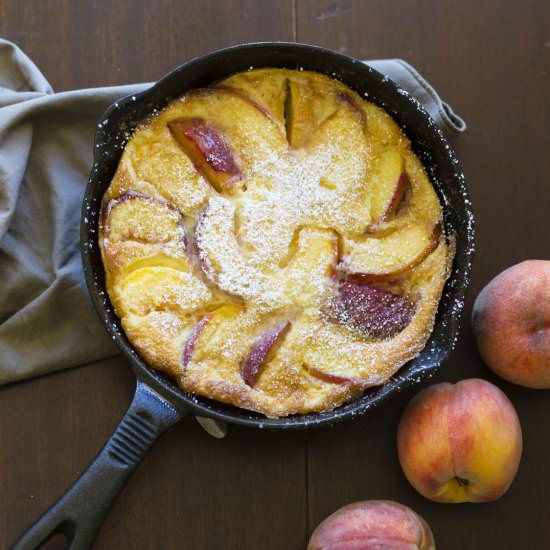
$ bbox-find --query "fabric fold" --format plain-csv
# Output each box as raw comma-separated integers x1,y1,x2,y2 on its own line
0,39,53,95
367,58,466,135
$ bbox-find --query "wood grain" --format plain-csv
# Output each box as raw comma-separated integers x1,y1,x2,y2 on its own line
0,0,296,90
1,0,550,548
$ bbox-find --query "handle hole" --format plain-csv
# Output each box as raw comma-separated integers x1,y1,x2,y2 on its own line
37,521,75,550
37,532,68,550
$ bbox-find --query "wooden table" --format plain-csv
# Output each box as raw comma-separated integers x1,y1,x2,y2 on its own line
1,1,549,548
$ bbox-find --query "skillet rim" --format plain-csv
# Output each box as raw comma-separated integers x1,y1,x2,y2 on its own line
81,41,474,430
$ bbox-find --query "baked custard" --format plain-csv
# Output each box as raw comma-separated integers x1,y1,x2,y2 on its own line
99,68,454,417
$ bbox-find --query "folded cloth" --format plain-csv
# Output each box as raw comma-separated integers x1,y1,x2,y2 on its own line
0,39,466,386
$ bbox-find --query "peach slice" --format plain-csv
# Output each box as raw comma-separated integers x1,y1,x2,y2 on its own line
100,192,188,277
331,279,415,339
168,118,241,193
218,69,289,122
241,321,291,386
341,223,441,279
377,173,410,224
284,79,315,148
181,304,244,368
280,227,338,307
112,266,212,319
284,80,365,150
214,85,277,124
336,91,367,128
368,148,408,226
182,315,212,368
307,365,358,385
100,191,184,238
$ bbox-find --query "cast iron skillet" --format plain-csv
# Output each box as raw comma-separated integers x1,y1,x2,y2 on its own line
13,42,474,550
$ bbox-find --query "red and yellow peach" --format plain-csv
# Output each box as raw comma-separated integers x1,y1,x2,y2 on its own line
397,379,522,503
308,500,435,550
472,260,550,388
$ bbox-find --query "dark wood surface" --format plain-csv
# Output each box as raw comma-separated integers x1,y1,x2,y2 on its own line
1,1,549,548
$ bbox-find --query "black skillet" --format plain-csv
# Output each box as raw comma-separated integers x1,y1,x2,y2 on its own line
13,42,474,550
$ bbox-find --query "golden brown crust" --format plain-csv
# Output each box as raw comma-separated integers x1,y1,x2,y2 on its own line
99,68,453,417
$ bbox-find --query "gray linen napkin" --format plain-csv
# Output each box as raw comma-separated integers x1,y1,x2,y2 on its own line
0,39,465,387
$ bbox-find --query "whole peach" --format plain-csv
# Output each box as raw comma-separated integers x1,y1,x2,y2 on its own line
472,260,550,388
307,500,435,550
397,379,522,503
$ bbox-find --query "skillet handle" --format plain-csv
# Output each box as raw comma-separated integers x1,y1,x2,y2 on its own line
12,381,186,550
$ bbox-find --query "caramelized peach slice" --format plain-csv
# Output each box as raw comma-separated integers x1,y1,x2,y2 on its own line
110,264,214,376
331,280,415,339
112,266,212,319
182,315,212,368
336,91,367,128
368,148,409,226
341,223,441,279
306,365,359,385
100,192,188,277
241,321,291,386
168,118,240,193
284,79,315,148
372,172,410,229
371,152,443,233
189,303,245,357
284,77,350,148
280,227,338,306
182,303,248,370
219,69,289,125
299,316,386,384
214,85,277,124
101,191,184,237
